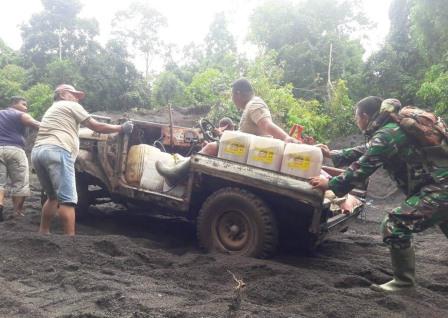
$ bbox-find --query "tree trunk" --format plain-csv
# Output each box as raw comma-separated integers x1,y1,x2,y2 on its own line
327,43,333,102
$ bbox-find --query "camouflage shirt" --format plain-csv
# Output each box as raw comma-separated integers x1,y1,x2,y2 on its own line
329,122,448,197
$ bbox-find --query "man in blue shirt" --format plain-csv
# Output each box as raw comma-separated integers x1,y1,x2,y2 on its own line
0,96,40,221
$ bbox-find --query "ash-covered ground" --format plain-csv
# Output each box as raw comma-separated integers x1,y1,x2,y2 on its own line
3,116,446,317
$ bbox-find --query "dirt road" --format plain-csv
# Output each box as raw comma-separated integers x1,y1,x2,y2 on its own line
0,184,447,318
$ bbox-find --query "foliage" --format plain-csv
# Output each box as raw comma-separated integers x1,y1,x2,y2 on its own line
203,13,241,77
151,71,187,107
326,80,357,137
24,83,53,119
44,59,82,87
0,0,446,145
112,1,167,79
246,51,285,116
417,64,448,115
0,79,24,107
0,64,27,84
247,52,331,141
361,0,426,105
287,99,330,142
185,68,230,107
249,0,368,100
0,40,19,68
21,0,99,69
78,46,148,111
411,0,448,64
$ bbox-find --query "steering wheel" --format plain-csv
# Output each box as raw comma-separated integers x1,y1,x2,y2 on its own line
199,118,219,142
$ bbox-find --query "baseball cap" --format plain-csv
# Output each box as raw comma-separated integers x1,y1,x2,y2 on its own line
54,84,86,100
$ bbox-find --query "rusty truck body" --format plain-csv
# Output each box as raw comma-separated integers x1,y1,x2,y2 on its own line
74,116,364,258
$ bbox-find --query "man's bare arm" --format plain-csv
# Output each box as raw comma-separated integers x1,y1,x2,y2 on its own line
257,117,298,143
83,118,123,134
21,113,40,129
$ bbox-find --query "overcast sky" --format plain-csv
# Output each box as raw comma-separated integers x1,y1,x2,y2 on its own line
0,0,391,69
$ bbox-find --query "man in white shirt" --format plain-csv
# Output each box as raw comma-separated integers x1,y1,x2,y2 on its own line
32,84,134,236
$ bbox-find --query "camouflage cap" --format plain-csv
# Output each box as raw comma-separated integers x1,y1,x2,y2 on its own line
381,98,402,113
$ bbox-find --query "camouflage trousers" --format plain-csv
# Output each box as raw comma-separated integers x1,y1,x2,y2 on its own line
381,183,448,249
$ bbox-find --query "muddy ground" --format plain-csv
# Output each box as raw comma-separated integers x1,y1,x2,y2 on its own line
0,174,446,318
2,114,447,317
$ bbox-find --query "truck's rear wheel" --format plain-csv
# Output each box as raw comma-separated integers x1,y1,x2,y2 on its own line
197,187,278,258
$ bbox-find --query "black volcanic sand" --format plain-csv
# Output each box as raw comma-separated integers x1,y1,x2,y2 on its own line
0,181,447,318
2,130,447,317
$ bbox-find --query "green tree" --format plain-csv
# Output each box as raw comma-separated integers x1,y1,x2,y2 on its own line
326,80,356,137
287,98,330,142
24,83,53,119
112,1,167,80
79,40,149,111
205,13,236,59
0,64,27,106
0,39,19,68
411,0,448,65
185,68,230,106
249,0,368,101
151,71,187,107
362,0,425,104
0,64,27,84
44,59,83,87
21,0,99,72
417,64,448,115
203,13,241,76
0,80,23,107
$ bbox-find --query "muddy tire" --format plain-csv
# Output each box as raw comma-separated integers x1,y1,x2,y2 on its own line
197,187,278,258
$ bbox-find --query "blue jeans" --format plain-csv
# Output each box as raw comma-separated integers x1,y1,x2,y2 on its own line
31,145,77,205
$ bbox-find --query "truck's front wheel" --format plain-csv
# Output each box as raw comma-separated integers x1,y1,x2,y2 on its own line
197,187,278,258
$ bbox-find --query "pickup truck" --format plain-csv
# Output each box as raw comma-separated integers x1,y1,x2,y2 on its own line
74,116,364,258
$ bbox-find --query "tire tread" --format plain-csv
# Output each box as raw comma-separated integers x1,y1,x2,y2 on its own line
197,187,278,258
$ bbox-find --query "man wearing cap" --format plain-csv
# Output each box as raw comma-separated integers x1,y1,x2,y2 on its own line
32,84,134,236
0,96,40,221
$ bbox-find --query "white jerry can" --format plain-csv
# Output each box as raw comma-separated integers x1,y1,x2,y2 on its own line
280,143,323,178
126,144,175,192
125,145,161,186
218,130,253,163
140,151,174,192
246,135,285,171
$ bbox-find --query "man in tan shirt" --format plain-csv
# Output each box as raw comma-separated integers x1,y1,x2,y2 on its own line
157,78,298,184
32,84,134,236
201,78,298,155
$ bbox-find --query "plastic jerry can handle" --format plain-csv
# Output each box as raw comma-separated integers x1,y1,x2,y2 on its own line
289,124,304,141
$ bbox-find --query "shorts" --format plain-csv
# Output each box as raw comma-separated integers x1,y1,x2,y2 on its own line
31,145,77,205
0,146,30,196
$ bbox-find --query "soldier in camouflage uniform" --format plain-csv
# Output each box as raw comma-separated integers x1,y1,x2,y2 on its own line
310,96,448,292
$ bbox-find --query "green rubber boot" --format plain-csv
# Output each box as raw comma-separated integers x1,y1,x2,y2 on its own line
370,246,415,292
155,158,191,187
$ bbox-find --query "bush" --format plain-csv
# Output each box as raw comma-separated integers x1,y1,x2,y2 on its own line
24,83,53,119
417,64,448,115
185,68,230,106
151,71,187,107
